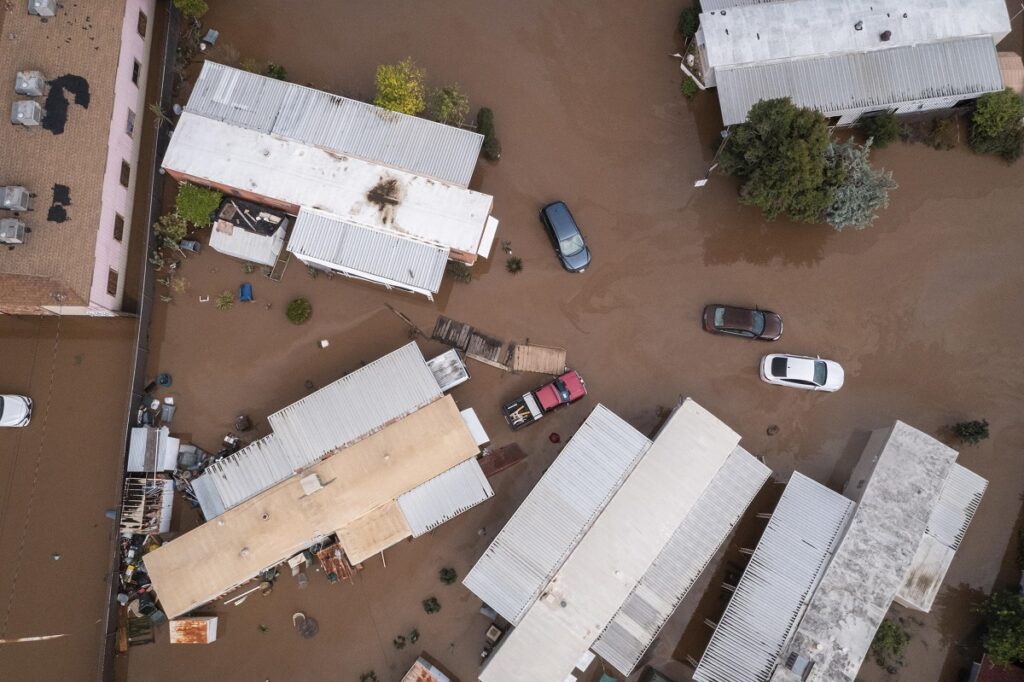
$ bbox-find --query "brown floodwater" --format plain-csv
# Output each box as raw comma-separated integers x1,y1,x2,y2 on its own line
104,1,1024,681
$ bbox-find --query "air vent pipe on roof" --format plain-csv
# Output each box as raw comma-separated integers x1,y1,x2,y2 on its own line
880,30,892,41
855,20,863,30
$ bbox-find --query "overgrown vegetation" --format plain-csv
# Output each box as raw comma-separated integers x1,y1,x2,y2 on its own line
359,673,379,682
173,0,208,19
680,75,698,99
215,291,234,311
430,85,470,125
446,261,472,283
677,2,701,39
439,567,457,585
859,112,901,148
422,597,441,614
152,213,188,248
720,98,894,229
374,58,426,115
976,590,1024,666
952,419,990,445
175,183,222,227
286,298,313,325
871,618,909,671
969,89,1024,162
477,107,502,161
505,256,523,274
266,63,287,81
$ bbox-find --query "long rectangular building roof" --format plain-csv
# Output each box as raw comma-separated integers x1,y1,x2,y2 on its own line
187,61,483,187
287,208,449,296
476,400,769,682
190,342,443,519
162,112,493,256
770,422,959,682
146,395,479,618
693,473,855,682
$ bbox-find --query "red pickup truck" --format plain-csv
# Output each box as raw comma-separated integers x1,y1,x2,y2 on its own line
502,370,587,430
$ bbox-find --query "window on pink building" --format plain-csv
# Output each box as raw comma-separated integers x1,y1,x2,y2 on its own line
126,109,136,136
132,60,141,85
137,11,148,38
107,269,119,297
120,161,131,187
113,214,124,242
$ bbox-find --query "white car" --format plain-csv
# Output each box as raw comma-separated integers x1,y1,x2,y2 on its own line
760,354,844,392
0,395,32,427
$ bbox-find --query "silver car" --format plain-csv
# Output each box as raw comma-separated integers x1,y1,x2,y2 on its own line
760,354,844,392
0,394,32,427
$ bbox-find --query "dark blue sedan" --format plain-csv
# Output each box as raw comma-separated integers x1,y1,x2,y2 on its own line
540,201,591,273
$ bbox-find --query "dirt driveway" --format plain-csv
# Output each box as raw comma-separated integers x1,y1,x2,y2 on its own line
124,1,1024,680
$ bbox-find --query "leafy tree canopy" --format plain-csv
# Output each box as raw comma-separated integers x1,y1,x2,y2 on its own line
173,0,208,19
175,183,222,227
972,89,1024,140
824,141,897,231
374,58,426,116
430,85,470,125
977,591,1024,666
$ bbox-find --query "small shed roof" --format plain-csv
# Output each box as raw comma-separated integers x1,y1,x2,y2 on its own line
127,426,180,473
168,616,218,644
397,458,494,537
998,52,1024,94
208,220,286,267
187,61,483,187
287,208,449,296
510,343,568,375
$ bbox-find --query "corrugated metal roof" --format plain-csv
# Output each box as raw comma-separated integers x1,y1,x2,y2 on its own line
716,36,1004,125
191,342,442,519
692,473,855,682
463,404,652,625
397,458,494,536
701,0,785,10
187,61,483,187
208,223,286,267
288,208,449,295
925,463,988,551
594,446,771,676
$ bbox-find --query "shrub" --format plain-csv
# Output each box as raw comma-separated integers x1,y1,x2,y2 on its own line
678,4,701,39
153,213,188,246
871,618,909,669
242,262,256,274
392,635,406,649
360,673,379,682
446,261,472,283
422,597,441,614
173,0,208,19
477,107,502,161
505,256,523,274
924,118,958,151
306,265,319,279
431,85,470,125
286,298,312,325
374,58,426,115
408,628,420,643
680,75,698,99
175,183,222,227
976,590,1024,666
215,291,234,311
952,419,990,445
266,63,287,81
239,58,260,73
859,112,900,148
439,567,457,585
971,125,1024,162
970,89,1024,162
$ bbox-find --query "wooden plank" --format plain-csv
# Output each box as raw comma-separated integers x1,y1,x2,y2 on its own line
479,444,528,478
431,315,473,350
510,343,567,375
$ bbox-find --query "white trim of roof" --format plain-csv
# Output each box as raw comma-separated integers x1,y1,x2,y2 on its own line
397,458,493,537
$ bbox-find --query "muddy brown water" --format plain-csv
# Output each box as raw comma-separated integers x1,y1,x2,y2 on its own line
2,0,1016,680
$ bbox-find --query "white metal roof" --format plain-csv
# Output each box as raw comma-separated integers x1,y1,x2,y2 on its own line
594,446,771,676
895,463,987,611
715,36,1004,125
287,208,449,295
190,342,442,519
127,426,180,473
162,112,493,256
462,404,652,625
187,61,483,187
479,400,757,682
693,473,855,682
208,222,286,267
427,349,470,392
397,458,494,537
701,0,1009,70
770,422,959,682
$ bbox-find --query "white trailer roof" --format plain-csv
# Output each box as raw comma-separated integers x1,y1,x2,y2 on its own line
693,473,855,682
287,208,449,296
208,222,285,267
397,458,494,537
127,426,180,473
190,342,442,518
478,400,765,682
162,112,493,256
462,404,652,625
186,61,483,187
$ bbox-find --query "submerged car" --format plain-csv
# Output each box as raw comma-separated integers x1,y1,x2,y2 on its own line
702,304,783,341
760,354,844,392
540,201,591,273
0,394,32,427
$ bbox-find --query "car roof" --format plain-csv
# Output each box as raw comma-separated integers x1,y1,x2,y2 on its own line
543,202,580,240
779,356,816,381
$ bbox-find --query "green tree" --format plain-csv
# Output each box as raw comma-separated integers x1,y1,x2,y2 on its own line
976,590,1024,666
286,298,313,325
678,3,701,39
970,89,1024,162
952,419,990,445
477,107,502,161
266,63,287,81
152,213,188,245
430,85,470,125
823,141,897,231
374,58,426,115
173,0,208,19
871,618,909,669
860,112,901,148
720,98,841,222
175,183,222,227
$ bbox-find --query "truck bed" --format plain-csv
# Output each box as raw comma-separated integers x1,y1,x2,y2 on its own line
502,392,544,430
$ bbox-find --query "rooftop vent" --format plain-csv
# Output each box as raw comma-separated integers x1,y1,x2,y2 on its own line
27,0,57,17
785,652,815,681
0,219,27,245
854,20,863,30
300,473,323,496
11,100,42,127
1,186,30,212
880,30,892,41
15,71,45,97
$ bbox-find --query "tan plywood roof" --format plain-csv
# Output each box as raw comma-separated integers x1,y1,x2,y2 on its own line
145,396,478,618
338,501,413,565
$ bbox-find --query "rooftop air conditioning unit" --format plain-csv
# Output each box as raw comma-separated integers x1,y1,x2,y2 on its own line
0,219,27,245
11,100,43,126
784,652,815,681
27,0,57,17
15,70,45,96
1,186,30,212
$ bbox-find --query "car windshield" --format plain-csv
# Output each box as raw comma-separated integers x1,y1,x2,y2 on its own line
559,234,585,256
751,311,765,335
813,360,827,386
771,357,788,377
714,307,725,326
553,378,570,402
0,396,4,417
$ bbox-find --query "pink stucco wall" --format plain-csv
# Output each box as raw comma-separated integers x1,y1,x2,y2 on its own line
88,0,156,312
